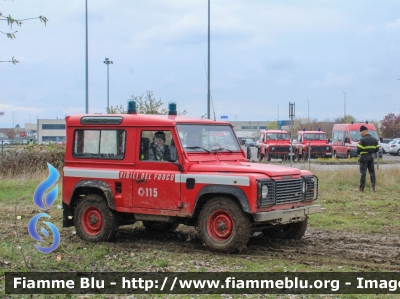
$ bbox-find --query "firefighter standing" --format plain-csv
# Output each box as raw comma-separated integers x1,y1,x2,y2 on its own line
355,125,379,192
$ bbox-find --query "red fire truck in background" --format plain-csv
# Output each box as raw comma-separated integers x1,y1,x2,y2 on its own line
256,129,292,162
331,121,381,158
62,102,322,253
294,129,332,160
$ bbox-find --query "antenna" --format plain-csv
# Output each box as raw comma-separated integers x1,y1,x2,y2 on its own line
203,61,216,120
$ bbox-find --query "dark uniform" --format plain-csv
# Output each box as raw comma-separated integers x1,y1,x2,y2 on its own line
356,129,379,192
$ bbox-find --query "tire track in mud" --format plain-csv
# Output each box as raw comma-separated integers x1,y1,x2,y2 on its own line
247,229,400,270
115,226,400,271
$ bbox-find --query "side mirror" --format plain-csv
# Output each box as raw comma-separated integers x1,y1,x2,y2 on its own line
167,146,178,162
379,137,383,143
344,137,349,143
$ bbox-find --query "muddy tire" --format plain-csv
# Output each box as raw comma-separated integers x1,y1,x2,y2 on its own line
198,197,250,253
142,221,179,232
74,194,118,242
264,218,308,240
332,151,337,159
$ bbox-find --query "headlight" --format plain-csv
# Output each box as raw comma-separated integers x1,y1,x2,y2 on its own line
326,146,330,150
271,146,275,150
261,185,268,198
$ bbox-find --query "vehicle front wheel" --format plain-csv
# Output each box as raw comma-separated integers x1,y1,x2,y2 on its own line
74,194,118,242
198,197,250,253
263,218,308,240
332,151,337,159
142,221,179,232
347,152,351,159
397,149,400,156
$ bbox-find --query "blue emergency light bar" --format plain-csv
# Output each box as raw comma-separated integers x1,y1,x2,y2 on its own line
127,100,137,114
168,102,177,115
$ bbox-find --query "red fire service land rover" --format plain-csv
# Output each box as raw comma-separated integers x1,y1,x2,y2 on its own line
256,129,292,162
294,129,332,160
62,102,322,253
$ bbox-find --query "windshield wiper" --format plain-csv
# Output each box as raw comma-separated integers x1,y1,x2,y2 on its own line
211,147,233,153
185,146,210,153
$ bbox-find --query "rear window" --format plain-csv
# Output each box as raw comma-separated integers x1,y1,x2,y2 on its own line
73,129,126,159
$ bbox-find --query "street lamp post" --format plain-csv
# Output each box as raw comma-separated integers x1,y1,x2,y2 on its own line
278,105,279,121
257,115,259,130
85,0,89,113
103,58,113,112
342,92,346,122
207,0,211,119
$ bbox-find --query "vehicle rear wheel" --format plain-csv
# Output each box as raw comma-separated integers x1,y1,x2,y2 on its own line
263,218,308,240
142,221,179,232
198,197,250,253
74,194,118,242
397,149,400,156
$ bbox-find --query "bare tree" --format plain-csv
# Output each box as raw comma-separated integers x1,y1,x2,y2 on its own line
380,112,400,138
1,8,48,64
107,90,188,115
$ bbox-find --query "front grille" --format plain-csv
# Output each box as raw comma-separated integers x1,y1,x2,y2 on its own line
258,176,317,207
271,146,290,153
275,178,303,203
310,146,328,154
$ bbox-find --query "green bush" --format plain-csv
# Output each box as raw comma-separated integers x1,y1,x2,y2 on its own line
0,144,65,176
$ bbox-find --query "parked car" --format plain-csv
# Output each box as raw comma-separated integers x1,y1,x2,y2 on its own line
1,140,10,146
245,140,255,147
380,138,393,154
387,139,400,156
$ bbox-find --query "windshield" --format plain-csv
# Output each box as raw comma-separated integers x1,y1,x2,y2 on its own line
350,130,378,142
176,124,241,152
304,133,327,140
266,133,289,140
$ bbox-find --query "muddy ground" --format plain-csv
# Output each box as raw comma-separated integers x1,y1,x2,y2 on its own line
106,224,400,271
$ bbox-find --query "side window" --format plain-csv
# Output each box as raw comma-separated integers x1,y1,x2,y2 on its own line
332,131,343,140
140,130,173,162
73,130,125,159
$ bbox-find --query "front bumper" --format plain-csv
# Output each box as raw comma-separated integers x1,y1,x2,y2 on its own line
253,204,323,223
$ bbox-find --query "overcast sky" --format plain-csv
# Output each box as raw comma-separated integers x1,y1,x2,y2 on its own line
1,0,400,128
